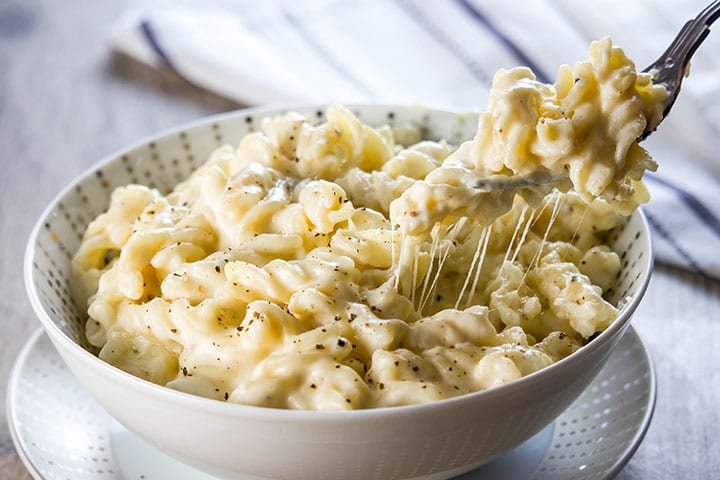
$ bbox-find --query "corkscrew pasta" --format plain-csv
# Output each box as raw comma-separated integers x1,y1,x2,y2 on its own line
72,38,663,409
391,37,667,235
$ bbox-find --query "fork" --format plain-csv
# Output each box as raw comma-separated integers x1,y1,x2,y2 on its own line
473,0,720,192
640,0,720,140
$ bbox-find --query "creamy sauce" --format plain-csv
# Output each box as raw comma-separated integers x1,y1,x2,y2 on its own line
72,38,662,410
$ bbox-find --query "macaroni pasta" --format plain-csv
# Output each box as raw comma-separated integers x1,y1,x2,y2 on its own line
73,39,662,409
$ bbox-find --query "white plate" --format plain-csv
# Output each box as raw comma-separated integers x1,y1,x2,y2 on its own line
7,327,655,480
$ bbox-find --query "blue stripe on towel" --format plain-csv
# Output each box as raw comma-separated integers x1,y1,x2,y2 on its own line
395,0,492,86
646,174,720,240
139,20,177,70
454,0,551,83
283,12,373,96
644,210,717,281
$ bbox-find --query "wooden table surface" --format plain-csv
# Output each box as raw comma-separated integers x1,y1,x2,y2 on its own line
1,1,718,479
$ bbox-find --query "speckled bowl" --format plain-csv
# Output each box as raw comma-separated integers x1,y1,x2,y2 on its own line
24,105,653,480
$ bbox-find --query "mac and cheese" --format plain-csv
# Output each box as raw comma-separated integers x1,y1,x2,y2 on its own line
73,38,662,409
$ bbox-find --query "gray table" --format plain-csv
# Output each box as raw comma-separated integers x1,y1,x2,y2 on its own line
1,1,718,479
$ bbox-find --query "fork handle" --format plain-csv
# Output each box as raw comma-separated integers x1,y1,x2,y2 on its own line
645,1,720,79
640,0,720,139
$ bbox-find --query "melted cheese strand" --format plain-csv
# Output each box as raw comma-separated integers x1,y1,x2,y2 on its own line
465,225,492,310
502,204,529,266
419,219,465,314
525,194,564,283
510,207,537,265
571,203,592,244
417,223,443,312
454,226,489,309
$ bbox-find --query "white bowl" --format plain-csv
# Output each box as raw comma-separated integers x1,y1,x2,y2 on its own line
24,104,653,480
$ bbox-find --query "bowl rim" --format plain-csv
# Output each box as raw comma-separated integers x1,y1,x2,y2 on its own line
23,103,655,421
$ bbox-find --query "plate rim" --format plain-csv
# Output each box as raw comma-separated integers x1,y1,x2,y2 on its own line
6,327,48,480
6,326,656,480
594,326,657,479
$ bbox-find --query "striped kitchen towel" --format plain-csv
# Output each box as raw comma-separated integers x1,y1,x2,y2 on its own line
111,0,720,280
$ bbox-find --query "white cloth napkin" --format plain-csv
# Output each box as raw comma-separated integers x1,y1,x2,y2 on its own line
111,0,720,280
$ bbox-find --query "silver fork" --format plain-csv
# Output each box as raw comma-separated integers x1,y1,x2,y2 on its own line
473,0,720,192
640,0,720,140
